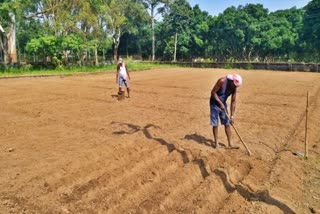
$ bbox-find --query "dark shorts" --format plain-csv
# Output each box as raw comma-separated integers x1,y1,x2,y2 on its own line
210,102,230,127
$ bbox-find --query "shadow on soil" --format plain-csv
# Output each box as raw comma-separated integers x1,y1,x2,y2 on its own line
111,122,210,178
214,169,295,214
183,133,226,148
111,122,141,135
111,122,296,211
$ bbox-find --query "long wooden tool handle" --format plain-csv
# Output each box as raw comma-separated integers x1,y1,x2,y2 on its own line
226,113,252,156
230,123,252,156
305,91,309,159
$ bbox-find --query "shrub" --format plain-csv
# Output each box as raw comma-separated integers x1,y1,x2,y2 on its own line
224,63,233,69
246,63,253,70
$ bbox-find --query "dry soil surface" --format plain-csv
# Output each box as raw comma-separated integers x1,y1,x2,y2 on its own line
1,68,320,214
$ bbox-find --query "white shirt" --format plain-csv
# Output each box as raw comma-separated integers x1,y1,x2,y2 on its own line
119,64,127,79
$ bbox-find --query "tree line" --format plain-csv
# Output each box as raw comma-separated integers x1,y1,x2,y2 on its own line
0,0,319,68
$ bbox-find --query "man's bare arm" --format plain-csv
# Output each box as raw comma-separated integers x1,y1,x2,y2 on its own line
116,64,119,83
211,78,225,111
230,89,237,123
126,65,130,79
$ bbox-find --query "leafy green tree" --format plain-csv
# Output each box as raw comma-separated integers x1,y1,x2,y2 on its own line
142,0,169,61
210,4,269,61
1,0,319,66
160,0,193,61
264,8,303,61
61,34,84,63
209,6,243,61
104,0,148,61
25,35,61,65
189,5,211,59
60,0,103,65
0,0,18,64
301,0,320,61
118,22,152,60
16,18,46,63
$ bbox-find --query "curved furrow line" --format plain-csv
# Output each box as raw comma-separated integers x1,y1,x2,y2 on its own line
248,84,320,213
71,146,188,213
105,157,209,214
2,135,161,213
103,144,252,213
158,155,251,213
162,175,225,213
100,140,228,213
56,138,168,203
199,89,320,213
17,134,152,191
213,168,295,214
170,135,293,213
224,85,320,213
65,127,223,213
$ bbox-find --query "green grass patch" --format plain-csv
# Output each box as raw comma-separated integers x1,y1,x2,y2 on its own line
224,63,233,69
0,62,178,77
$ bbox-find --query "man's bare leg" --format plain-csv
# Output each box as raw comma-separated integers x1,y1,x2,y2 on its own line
212,126,219,148
225,125,239,149
127,87,130,98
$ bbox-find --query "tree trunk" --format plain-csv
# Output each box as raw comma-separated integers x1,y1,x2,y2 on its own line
151,7,155,61
87,49,90,64
173,32,177,62
7,13,17,64
0,25,7,64
79,51,84,65
113,30,121,62
94,47,98,65
102,49,105,64
63,50,68,65
248,50,252,62
113,43,119,62
126,36,128,58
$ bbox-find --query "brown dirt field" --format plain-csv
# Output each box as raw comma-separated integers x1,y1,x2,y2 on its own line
1,68,320,214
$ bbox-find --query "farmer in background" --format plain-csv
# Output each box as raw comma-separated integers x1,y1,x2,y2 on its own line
210,74,242,149
116,58,131,98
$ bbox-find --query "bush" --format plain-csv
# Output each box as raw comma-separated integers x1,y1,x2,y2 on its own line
246,63,253,70
224,63,233,69
20,64,33,71
52,55,63,70
0,64,8,72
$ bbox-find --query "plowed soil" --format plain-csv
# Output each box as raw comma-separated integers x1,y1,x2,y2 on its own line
1,68,320,214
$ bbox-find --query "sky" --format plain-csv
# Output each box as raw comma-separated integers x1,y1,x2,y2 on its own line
188,0,312,16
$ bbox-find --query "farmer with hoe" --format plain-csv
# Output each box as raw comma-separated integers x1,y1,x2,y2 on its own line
116,58,131,98
210,74,242,149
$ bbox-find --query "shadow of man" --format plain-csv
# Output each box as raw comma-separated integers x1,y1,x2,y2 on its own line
184,133,226,148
